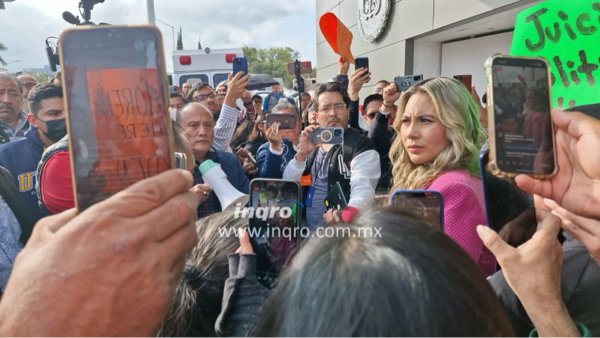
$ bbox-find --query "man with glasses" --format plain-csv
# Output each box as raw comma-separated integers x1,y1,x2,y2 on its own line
0,73,29,144
188,82,222,119
362,94,383,127
283,82,380,229
17,75,38,106
186,72,250,152
238,94,263,125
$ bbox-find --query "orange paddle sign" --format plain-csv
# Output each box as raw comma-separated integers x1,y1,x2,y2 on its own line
86,68,171,193
319,12,355,64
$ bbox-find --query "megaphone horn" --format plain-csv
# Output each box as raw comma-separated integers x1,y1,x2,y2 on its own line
199,160,249,211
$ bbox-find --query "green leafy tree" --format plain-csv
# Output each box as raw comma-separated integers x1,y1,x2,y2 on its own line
177,28,184,50
242,46,301,88
0,43,7,66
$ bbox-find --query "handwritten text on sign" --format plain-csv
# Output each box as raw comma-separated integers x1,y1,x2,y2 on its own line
511,0,600,109
87,68,171,193
319,13,356,64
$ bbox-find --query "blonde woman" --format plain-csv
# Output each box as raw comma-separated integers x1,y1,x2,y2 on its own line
383,77,495,276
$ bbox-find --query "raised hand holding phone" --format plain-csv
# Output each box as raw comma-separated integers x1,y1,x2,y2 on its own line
225,72,250,107
266,122,283,151
295,125,320,162
348,67,371,101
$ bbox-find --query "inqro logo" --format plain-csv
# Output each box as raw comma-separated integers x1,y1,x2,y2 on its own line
233,201,303,221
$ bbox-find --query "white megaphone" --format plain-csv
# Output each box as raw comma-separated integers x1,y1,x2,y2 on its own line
199,160,249,211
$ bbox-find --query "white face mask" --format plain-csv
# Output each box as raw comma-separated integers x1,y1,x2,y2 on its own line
169,107,177,120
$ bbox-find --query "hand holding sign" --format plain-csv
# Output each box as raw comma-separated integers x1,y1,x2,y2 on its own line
319,13,355,64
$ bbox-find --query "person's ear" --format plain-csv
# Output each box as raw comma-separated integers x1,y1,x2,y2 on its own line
26,114,40,129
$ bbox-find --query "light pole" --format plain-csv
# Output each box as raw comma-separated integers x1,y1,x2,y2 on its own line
156,19,175,51
6,60,21,66
146,0,155,25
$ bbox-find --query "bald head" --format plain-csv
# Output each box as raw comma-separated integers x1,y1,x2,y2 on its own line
177,103,215,161
17,74,37,98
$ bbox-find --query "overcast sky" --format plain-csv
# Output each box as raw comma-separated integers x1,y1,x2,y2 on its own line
0,0,317,73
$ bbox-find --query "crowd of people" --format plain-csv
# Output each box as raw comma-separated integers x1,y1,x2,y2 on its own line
0,46,599,336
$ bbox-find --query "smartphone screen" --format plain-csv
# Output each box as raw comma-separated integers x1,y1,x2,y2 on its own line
60,26,172,211
249,179,302,280
479,149,535,233
390,190,443,231
491,57,555,175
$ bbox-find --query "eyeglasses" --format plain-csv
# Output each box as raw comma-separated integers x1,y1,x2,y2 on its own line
194,92,218,102
366,112,377,119
22,83,36,90
373,88,383,94
317,103,346,113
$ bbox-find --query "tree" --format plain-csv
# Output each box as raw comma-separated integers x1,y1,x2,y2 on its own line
242,46,301,88
0,43,7,67
177,28,183,50
198,37,202,50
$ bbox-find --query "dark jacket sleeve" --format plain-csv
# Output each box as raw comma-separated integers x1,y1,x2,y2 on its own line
215,254,271,337
256,143,284,179
349,99,361,131
332,74,349,92
368,111,394,156
236,162,250,194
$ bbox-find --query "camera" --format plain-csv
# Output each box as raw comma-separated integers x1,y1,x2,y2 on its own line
310,127,344,145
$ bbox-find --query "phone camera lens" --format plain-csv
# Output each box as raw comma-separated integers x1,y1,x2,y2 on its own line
334,129,342,137
321,130,333,142
414,76,421,81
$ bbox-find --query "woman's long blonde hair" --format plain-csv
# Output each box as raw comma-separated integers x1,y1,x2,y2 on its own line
389,77,485,191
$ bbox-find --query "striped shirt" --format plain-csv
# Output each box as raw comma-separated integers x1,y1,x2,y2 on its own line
0,112,29,142
213,104,239,153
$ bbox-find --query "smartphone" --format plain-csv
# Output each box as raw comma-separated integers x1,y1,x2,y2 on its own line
453,75,472,90
175,152,187,170
247,153,257,166
394,74,423,92
479,147,535,233
324,182,348,213
59,25,173,211
355,57,369,71
266,113,297,130
232,57,248,76
310,127,344,144
484,54,556,177
390,190,444,231
249,179,302,287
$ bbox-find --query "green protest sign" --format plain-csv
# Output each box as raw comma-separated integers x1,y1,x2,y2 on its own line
511,0,600,109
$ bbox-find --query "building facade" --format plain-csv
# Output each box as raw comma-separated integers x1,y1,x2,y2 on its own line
317,0,542,102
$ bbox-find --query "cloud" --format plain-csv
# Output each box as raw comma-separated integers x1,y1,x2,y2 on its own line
0,0,316,73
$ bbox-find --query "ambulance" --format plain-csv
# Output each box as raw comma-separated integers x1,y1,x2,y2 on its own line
172,48,244,89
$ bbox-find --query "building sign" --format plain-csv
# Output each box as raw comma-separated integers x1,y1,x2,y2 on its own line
357,0,392,42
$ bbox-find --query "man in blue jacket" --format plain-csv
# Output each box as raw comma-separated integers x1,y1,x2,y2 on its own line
262,83,285,112
255,102,301,179
178,102,249,219
0,83,65,223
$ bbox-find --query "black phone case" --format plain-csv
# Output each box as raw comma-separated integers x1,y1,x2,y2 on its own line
324,182,348,212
